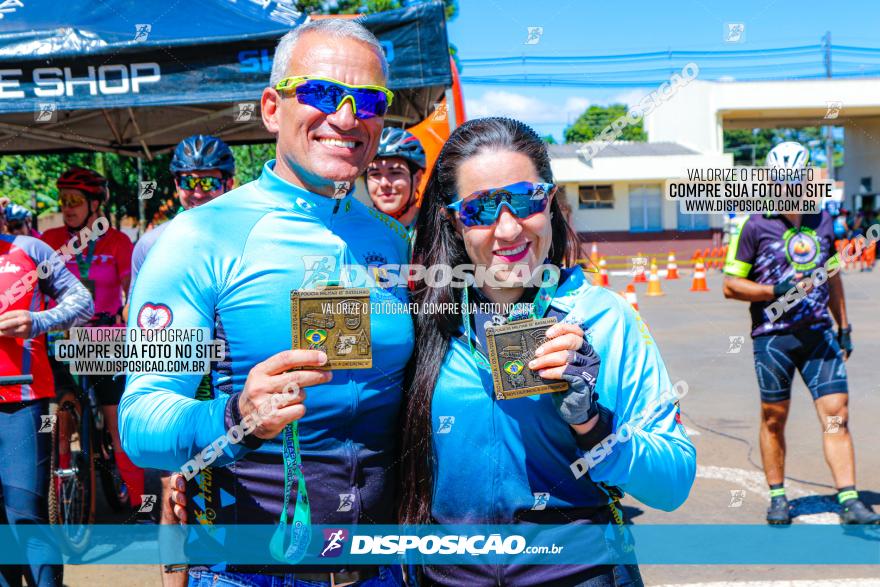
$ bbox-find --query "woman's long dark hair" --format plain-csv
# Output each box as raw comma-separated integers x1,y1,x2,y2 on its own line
399,117,580,525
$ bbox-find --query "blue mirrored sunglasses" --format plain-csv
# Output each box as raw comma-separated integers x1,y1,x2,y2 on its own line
447,181,555,227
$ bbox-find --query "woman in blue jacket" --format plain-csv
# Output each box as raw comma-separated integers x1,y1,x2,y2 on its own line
400,117,696,586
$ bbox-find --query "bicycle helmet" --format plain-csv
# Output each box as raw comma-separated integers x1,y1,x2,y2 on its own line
766,142,810,171
170,135,236,175
376,127,426,171
57,167,109,202
5,204,32,223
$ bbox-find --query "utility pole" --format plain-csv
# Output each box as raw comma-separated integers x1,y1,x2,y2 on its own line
822,31,835,181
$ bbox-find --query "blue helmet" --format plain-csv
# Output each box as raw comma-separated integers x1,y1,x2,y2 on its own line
376,127,426,171
170,135,235,175
5,203,32,223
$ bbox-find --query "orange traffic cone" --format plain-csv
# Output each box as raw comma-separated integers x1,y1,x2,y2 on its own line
633,253,648,283
646,259,665,296
594,257,609,287
621,283,639,310
690,259,709,292
666,251,679,280
590,241,599,266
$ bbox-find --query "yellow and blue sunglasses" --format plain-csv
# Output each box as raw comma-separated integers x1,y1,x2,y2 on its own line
275,76,394,120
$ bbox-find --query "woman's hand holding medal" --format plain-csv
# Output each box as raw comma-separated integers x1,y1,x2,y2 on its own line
529,323,601,432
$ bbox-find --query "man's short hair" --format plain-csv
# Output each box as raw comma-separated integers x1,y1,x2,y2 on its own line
269,19,389,89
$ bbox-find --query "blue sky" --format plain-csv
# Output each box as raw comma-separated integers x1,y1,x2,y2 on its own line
446,0,879,141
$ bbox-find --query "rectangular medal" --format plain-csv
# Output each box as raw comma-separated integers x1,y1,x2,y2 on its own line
290,287,372,370
484,317,569,400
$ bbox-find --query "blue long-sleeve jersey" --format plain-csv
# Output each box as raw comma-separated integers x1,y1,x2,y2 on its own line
427,267,696,585
120,161,414,551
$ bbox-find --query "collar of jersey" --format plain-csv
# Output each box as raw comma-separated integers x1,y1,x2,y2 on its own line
548,266,587,312
259,159,354,222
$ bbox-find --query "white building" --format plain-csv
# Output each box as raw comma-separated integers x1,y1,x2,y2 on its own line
550,142,732,237
554,77,880,236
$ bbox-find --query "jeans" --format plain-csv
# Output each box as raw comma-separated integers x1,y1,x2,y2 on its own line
0,399,62,587
188,566,403,587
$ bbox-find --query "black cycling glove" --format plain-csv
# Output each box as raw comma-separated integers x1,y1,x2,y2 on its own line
838,325,853,359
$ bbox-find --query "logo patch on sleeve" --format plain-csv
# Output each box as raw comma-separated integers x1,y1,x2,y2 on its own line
137,302,173,329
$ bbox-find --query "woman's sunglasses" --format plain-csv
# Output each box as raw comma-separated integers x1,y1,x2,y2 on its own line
447,182,555,227
178,175,225,192
275,76,394,120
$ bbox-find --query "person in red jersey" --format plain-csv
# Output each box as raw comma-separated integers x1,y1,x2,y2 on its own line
0,200,93,587
40,167,144,513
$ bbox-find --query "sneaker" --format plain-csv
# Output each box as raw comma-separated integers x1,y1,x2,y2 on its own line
766,495,792,525
840,499,880,525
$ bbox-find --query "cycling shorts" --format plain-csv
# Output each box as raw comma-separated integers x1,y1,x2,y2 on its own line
752,328,848,403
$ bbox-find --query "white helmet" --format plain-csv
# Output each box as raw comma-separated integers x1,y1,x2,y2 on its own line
766,141,809,171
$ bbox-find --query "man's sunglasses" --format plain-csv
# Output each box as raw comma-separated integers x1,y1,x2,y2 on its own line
275,76,394,120
177,175,226,192
59,192,86,208
447,182,555,227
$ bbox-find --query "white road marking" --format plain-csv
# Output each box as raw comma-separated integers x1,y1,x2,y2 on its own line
695,465,841,524
684,426,701,436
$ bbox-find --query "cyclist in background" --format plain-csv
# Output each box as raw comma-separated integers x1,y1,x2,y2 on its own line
129,135,236,295
723,142,880,525
366,127,426,236
5,204,40,238
0,200,93,587
40,167,144,514
126,134,235,587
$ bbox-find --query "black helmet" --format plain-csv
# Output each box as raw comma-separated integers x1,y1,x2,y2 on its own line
376,127,426,171
170,135,235,175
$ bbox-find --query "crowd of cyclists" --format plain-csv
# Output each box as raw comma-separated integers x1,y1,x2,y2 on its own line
0,16,874,587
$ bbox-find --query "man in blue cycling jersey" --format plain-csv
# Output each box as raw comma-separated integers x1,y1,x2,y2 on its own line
724,142,879,525
121,18,413,586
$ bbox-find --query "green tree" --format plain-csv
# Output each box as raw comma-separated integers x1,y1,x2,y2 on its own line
542,134,557,144
300,0,458,18
723,127,843,168
563,104,647,144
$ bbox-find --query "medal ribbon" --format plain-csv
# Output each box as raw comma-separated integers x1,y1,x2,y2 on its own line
271,278,346,562
75,238,96,281
269,421,311,563
461,268,558,371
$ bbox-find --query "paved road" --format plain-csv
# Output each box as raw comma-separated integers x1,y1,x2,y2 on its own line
625,269,880,585
63,268,880,586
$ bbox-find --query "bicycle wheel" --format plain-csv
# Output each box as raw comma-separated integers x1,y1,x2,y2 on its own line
97,427,129,512
48,396,95,553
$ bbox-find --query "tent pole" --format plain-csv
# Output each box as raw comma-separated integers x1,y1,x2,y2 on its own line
127,108,153,161
137,157,145,237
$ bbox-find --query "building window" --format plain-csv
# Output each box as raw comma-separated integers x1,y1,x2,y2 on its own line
578,185,614,209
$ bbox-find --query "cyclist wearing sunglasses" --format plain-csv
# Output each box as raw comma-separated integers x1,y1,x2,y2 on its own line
366,127,426,232
40,167,144,515
400,118,695,586
129,134,236,300
121,19,411,587
0,200,93,587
